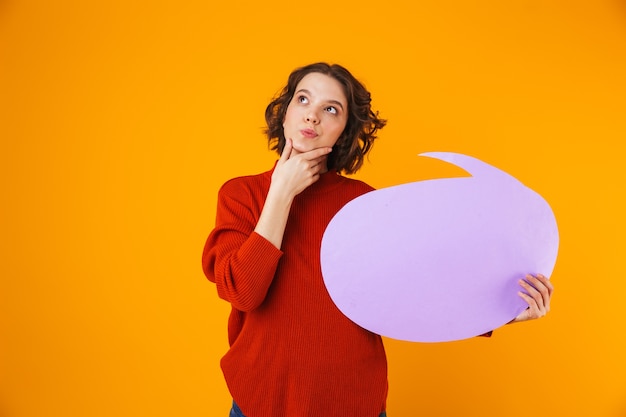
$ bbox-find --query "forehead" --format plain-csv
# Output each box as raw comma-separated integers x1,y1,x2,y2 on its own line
296,72,347,104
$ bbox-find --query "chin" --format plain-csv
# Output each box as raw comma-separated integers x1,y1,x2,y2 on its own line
290,140,309,153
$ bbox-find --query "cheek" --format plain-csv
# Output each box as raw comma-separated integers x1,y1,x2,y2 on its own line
334,118,348,136
283,106,298,125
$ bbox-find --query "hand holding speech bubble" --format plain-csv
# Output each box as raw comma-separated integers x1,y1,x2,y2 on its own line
320,152,559,342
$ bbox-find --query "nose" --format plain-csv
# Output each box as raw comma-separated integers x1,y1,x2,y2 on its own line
305,110,319,124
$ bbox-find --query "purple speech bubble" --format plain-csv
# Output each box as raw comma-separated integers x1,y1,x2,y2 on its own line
321,152,559,342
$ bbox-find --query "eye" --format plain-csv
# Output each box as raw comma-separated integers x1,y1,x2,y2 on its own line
297,95,309,104
325,106,338,115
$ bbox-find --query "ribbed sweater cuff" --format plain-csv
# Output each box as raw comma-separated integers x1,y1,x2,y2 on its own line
243,232,283,264
225,232,283,310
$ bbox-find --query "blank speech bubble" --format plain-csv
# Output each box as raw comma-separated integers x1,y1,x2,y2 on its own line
321,152,559,342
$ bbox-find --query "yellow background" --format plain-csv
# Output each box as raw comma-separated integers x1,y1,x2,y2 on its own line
1,0,625,416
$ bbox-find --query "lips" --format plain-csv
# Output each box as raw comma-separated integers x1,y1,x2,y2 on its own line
300,128,318,139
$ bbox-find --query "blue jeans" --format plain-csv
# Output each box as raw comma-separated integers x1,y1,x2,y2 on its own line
229,402,245,417
230,401,387,416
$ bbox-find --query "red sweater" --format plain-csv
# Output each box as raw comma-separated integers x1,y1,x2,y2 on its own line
202,165,388,417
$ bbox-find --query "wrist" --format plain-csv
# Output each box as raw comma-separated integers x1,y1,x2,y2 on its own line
266,185,295,207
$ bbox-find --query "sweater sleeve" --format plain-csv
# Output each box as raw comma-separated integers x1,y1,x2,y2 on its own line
202,180,283,312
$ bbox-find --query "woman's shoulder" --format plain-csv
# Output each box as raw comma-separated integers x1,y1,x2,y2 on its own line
218,168,273,197
336,174,375,193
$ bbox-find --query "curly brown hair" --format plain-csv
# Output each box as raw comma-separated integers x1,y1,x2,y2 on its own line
265,62,386,175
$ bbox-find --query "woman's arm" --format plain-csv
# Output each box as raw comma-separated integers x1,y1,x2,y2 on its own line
202,139,332,311
202,190,283,312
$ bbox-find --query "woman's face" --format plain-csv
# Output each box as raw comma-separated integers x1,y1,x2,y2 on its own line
282,72,348,157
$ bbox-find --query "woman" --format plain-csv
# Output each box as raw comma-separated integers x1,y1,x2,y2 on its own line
202,62,553,417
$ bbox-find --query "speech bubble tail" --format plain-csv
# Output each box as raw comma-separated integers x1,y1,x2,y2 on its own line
419,152,520,184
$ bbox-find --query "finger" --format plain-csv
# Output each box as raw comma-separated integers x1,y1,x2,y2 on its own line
524,274,551,307
309,154,331,169
517,289,538,309
280,139,293,163
534,273,554,295
519,279,548,317
298,146,333,161
518,278,544,311
286,148,331,175
517,289,544,321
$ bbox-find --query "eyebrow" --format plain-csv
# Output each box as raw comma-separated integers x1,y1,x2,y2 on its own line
296,89,345,111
